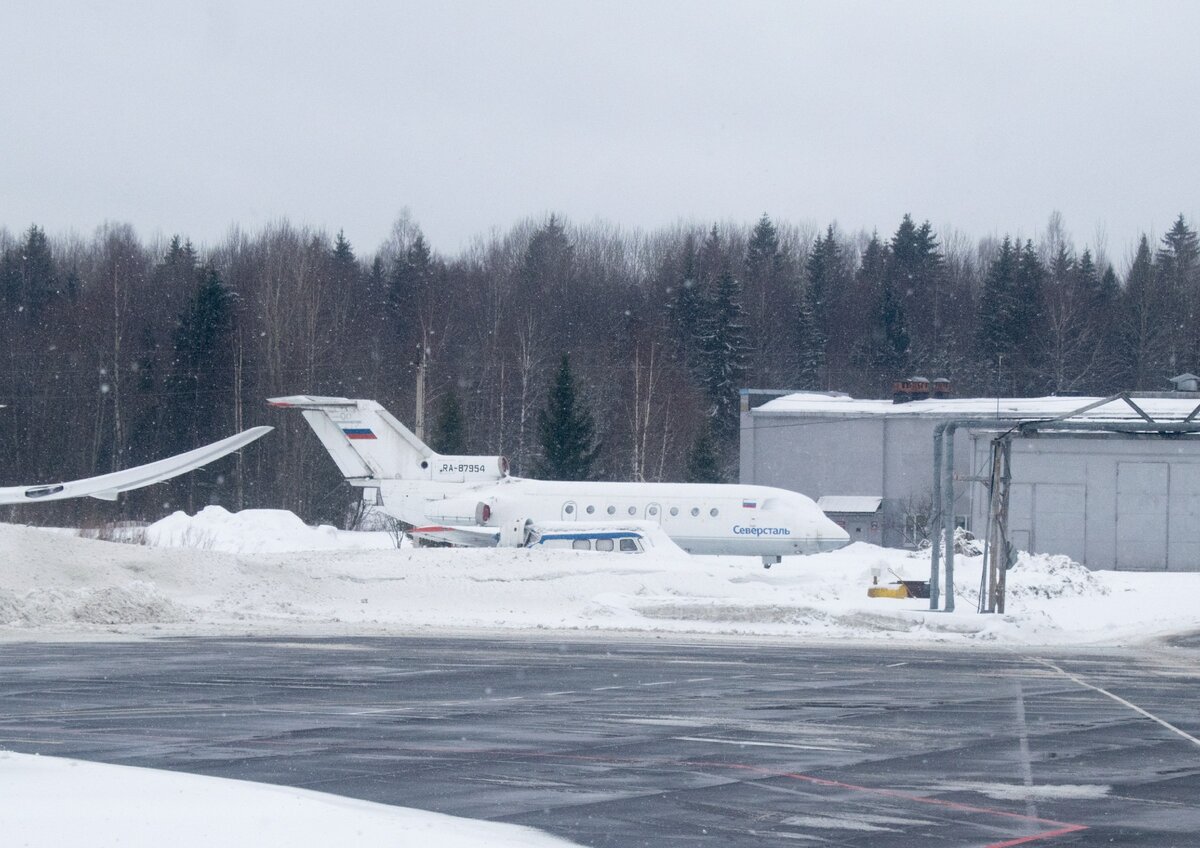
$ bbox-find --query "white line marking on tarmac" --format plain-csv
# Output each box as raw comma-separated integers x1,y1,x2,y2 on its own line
1014,680,1038,821
639,681,675,687
885,661,908,668
685,677,714,683
1034,658,1200,750
672,735,851,752
0,738,63,744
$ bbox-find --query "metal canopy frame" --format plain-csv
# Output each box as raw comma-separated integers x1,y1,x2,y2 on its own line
929,393,1200,612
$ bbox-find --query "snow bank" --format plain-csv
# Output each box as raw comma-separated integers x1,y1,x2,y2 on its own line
0,750,579,848
2,515,1198,645
144,505,396,553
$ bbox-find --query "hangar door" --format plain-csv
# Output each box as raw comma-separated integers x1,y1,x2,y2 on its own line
1116,462,1168,570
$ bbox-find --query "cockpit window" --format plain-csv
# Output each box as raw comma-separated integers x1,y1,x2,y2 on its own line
572,539,590,550
595,538,614,551
619,538,638,552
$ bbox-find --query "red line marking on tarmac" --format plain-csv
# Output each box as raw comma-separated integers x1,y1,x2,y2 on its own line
393,744,1088,847
699,762,1087,847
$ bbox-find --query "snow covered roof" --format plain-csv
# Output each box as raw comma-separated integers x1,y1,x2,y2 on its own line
755,392,1200,421
817,496,883,514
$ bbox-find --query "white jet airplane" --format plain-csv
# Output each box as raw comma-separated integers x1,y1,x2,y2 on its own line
270,395,848,566
0,417,272,506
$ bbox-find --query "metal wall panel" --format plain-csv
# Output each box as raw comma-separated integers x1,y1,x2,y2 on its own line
1168,463,1200,570
1116,462,1169,569
1032,483,1086,560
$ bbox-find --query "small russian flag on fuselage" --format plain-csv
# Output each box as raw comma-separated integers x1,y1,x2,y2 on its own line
342,427,377,440
742,499,757,509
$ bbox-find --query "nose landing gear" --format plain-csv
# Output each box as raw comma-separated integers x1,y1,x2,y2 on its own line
762,555,781,569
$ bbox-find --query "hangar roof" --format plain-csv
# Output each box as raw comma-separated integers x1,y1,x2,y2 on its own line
755,392,1200,421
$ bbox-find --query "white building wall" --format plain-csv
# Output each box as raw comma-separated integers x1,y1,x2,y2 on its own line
742,402,1200,571
968,436,1200,571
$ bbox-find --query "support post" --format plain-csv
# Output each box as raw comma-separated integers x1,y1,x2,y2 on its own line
930,423,947,610
942,423,958,612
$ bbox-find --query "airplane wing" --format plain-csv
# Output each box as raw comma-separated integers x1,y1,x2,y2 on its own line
409,525,500,547
0,426,273,506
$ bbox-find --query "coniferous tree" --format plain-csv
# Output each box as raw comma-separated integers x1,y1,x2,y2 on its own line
534,354,601,480
743,214,794,386
1013,240,1047,391
1122,235,1167,389
794,289,823,390
976,237,1021,375
431,389,467,455
804,226,840,347
1157,215,1199,367
684,422,723,484
854,232,909,392
0,225,60,318
887,215,944,367
165,266,236,509
697,270,750,442
670,233,705,368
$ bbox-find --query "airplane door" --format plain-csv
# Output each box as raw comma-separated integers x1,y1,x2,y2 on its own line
646,503,662,522
561,501,577,520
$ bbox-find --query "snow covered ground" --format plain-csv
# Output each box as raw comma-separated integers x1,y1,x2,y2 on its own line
0,750,580,848
2,509,1198,645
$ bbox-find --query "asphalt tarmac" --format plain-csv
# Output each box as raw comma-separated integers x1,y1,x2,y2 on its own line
2,634,1199,847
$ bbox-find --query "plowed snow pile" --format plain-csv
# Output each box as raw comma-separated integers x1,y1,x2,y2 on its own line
145,505,396,553
2,514,1198,645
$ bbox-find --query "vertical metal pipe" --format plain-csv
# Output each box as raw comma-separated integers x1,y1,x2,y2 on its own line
942,422,958,612
930,423,947,610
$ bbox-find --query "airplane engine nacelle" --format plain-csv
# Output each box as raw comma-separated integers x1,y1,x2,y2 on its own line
425,497,493,526
428,455,509,482
498,518,533,547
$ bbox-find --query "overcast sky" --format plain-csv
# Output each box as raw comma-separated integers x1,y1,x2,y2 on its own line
3,1,1198,261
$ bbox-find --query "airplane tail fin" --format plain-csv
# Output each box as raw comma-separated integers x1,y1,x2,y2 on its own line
268,396,432,480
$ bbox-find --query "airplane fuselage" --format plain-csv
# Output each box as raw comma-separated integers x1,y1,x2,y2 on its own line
375,477,847,557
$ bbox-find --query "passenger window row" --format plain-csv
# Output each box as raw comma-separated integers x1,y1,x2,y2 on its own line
570,504,721,517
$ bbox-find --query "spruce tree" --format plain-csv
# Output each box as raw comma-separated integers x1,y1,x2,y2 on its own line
1122,235,1166,388
670,232,705,368
805,226,841,341
165,266,236,509
1156,214,1199,365
534,354,601,480
684,422,723,484
887,214,944,361
976,237,1020,368
0,225,60,319
697,270,750,442
794,289,823,390
851,232,908,393
431,389,467,455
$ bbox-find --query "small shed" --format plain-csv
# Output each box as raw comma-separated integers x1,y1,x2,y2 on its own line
817,496,883,546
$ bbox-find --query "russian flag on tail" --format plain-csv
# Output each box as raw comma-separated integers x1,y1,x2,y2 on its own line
342,427,377,440
742,498,757,509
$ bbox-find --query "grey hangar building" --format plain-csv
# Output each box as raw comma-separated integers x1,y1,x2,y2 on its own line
739,385,1200,571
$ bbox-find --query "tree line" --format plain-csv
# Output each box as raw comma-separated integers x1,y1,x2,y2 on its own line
1,210,1196,527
